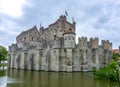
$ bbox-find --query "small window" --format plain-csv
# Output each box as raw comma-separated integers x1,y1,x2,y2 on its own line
31,37,33,41
64,37,66,40
64,49,66,52
69,28,72,31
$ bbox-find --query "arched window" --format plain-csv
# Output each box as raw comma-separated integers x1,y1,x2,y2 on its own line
69,28,72,31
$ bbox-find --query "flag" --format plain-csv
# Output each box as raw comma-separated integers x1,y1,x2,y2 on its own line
65,10,68,16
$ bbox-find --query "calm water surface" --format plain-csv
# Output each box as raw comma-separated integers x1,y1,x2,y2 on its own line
0,66,120,87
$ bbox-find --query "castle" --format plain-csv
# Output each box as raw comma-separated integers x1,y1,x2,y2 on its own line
8,15,112,72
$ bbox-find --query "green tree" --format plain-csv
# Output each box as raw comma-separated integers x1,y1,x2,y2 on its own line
0,46,8,63
112,53,120,61
94,53,120,81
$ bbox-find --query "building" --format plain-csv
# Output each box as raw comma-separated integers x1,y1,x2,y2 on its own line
112,46,120,54
8,15,112,72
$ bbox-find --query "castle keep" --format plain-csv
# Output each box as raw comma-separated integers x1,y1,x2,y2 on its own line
8,15,112,72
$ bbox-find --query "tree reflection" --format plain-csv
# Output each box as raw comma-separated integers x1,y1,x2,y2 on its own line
0,65,7,76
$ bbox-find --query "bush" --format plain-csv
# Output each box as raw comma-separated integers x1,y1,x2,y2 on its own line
94,61,119,81
94,53,120,81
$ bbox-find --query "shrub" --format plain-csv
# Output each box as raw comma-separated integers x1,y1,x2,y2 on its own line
94,53,120,82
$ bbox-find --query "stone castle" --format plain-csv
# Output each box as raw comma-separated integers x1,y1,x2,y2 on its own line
8,15,112,72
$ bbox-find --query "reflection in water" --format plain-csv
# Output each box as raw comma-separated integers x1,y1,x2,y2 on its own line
0,68,120,87
0,66,7,76
6,69,120,87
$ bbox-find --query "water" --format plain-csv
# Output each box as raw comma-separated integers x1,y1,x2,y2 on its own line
0,66,120,87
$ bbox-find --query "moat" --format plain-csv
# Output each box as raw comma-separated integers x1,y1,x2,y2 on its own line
0,66,120,87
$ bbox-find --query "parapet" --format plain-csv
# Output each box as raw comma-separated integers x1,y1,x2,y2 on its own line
89,37,99,49
102,40,112,51
78,37,87,49
9,44,18,52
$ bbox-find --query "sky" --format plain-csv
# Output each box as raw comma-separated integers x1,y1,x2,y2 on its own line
0,0,120,49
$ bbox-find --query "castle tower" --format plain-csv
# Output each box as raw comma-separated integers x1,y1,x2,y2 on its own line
63,28,75,48
63,29,75,72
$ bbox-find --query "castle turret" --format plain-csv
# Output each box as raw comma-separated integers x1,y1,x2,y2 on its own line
78,37,87,50
89,37,99,49
63,28,75,48
102,40,112,51
63,28,75,72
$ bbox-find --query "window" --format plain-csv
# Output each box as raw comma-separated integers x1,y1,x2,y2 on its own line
64,49,66,52
64,37,66,40
69,28,72,31
73,37,74,40
24,37,26,40
31,37,33,41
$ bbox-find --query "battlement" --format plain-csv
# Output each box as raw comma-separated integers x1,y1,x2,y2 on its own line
102,40,112,51
9,44,18,52
78,37,87,49
89,37,99,49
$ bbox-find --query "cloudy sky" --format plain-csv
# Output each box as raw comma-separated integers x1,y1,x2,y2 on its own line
0,0,120,49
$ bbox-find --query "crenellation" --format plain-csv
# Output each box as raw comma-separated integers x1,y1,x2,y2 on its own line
78,37,87,50
88,37,99,49
102,40,112,51
8,15,112,72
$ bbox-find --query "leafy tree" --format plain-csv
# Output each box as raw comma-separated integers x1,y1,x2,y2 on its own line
0,46,8,63
112,53,120,61
94,53,120,81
